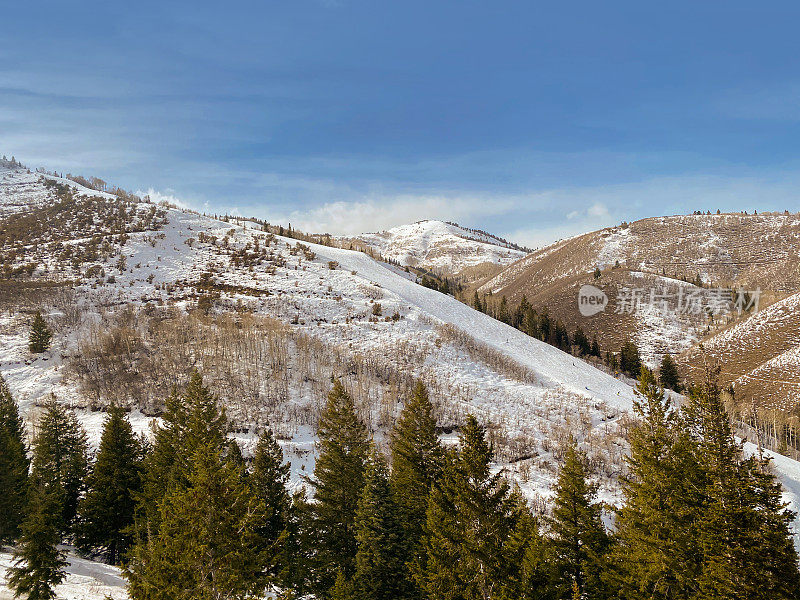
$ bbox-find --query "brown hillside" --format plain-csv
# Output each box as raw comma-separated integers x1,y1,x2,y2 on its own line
483,212,800,299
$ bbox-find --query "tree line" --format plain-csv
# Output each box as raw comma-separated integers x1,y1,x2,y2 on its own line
1,367,799,599
472,293,686,393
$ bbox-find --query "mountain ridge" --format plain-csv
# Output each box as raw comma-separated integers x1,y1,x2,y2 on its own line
353,219,529,277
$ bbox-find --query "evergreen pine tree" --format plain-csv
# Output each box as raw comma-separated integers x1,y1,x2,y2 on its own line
539,309,552,342
251,426,291,583
137,370,228,529
473,291,483,313
613,368,703,599
548,319,570,351
279,491,316,597
619,341,641,377
225,439,246,473
7,480,67,600
76,405,143,564
125,441,269,600
497,296,510,324
513,296,531,329
307,379,369,593
590,335,601,357
354,449,409,600
658,353,681,392
415,414,517,600
497,495,552,600
31,397,89,538
329,569,356,600
127,371,231,592
0,375,29,544
548,442,611,599
686,370,800,598
389,382,442,568
573,327,590,356
28,311,53,353
523,306,539,339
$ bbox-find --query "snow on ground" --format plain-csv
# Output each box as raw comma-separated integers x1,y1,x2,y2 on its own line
596,226,630,269
3,171,800,565
0,165,115,216
744,444,800,549
0,550,127,600
357,220,527,274
1,197,635,500
307,239,634,410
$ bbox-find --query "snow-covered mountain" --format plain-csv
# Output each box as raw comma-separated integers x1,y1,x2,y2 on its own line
354,220,528,276
0,163,115,217
478,212,800,367
0,162,632,496
680,289,800,414
3,162,800,598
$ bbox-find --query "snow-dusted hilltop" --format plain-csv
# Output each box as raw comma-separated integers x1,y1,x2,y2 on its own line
0,162,116,216
3,160,800,588
0,163,632,501
478,211,800,367
355,220,528,276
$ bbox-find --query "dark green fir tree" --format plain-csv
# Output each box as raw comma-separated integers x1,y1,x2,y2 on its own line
0,375,29,544
7,480,67,600
251,426,291,585
28,311,53,353
686,369,800,599
415,414,517,600
613,368,703,599
497,495,552,600
548,441,611,599
307,379,369,593
619,341,641,378
31,397,89,537
137,370,228,530
389,382,442,565
328,569,356,600
225,439,246,473
76,405,143,564
497,296,510,324
473,291,483,313
125,442,269,600
355,449,409,600
658,353,681,392
573,327,590,356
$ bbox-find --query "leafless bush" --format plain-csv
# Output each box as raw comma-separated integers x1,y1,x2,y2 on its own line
436,323,539,384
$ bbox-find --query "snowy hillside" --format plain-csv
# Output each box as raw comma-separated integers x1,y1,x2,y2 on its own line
681,290,800,413
355,220,527,275
4,166,800,598
484,212,800,295
0,164,115,216
477,211,800,372
0,167,633,497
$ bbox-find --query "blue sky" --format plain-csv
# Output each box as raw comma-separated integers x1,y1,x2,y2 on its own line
3,1,800,245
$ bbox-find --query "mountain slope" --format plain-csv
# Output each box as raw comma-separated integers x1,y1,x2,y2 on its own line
0,163,115,216
485,213,800,295
355,220,528,277
680,290,800,413
0,165,633,502
478,213,800,365
3,162,800,576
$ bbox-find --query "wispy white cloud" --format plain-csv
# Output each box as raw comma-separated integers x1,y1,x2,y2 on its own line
135,187,192,210
262,193,521,236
